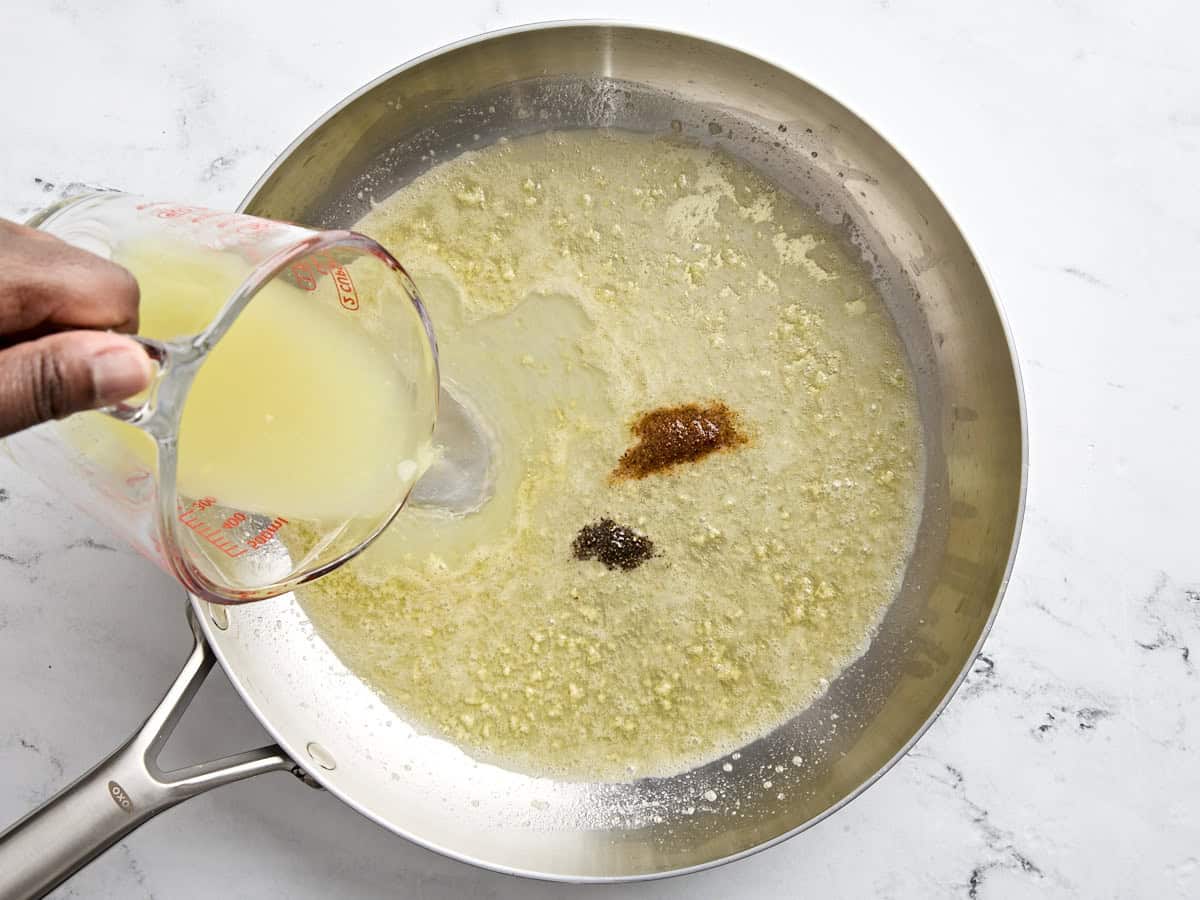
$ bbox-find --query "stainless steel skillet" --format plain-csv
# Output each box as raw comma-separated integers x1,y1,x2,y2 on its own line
0,22,1025,897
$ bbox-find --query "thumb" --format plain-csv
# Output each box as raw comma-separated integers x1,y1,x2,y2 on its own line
0,331,155,437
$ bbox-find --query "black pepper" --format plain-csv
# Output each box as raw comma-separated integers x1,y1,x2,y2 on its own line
572,518,655,570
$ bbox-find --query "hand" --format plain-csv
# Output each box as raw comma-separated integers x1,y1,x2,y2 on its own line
0,218,153,438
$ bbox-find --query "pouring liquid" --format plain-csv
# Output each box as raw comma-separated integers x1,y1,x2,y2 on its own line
81,240,430,524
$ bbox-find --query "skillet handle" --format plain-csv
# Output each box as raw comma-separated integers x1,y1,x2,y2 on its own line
0,608,295,900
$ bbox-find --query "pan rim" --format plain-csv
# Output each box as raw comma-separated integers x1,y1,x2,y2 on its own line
205,18,1029,884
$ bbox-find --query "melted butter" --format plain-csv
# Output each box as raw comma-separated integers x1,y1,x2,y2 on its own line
297,130,924,781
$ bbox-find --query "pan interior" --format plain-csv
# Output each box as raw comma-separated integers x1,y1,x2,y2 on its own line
207,25,1023,880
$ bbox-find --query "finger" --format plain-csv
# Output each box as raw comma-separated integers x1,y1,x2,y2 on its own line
0,220,141,335
0,331,155,437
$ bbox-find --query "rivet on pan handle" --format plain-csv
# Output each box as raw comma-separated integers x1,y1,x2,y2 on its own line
0,606,297,899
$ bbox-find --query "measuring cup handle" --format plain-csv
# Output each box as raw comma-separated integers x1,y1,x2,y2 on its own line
0,607,296,900
98,335,173,426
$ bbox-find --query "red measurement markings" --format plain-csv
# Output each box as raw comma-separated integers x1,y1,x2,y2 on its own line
177,497,247,559
247,516,289,549
287,252,360,310
135,201,279,236
331,264,359,310
289,262,318,291
133,203,281,256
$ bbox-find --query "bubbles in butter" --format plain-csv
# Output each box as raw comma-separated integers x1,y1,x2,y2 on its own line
297,130,924,782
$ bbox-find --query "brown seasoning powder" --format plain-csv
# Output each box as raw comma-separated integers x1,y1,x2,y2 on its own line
613,401,748,480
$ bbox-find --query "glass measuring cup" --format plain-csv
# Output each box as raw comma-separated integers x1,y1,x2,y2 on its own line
7,192,439,604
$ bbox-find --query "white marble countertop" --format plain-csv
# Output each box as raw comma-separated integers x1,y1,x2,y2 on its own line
1,1,1197,897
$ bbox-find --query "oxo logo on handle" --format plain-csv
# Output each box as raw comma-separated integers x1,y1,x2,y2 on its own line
107,781,134,814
